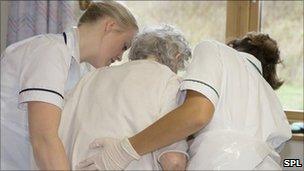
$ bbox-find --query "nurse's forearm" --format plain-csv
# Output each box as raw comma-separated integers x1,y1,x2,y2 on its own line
129,90,214,155
31,135,70,170
129,103,199,156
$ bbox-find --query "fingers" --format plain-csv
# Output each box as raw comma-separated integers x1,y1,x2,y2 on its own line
89,137,115,149
89,138,105,149
76,158,95,169
76,154,107,170
82,164,99,170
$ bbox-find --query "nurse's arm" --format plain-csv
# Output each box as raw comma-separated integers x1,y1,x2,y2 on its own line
129,90,214,155
28,101,70,170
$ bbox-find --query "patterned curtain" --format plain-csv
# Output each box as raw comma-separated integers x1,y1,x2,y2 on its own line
7,0,80,46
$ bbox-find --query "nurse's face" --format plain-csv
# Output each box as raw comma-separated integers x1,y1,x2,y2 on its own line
94,27,136,68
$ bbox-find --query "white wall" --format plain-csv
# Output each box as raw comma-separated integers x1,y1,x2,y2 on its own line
281,140,304,170
1,1,8,53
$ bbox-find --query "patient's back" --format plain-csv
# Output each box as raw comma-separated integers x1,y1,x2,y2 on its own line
59,60,182,170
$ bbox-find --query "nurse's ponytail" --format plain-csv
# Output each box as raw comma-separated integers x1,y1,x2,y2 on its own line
78,0,138,31
227,32,283,90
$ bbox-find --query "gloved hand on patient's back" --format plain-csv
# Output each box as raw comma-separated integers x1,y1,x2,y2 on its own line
76,137,140,170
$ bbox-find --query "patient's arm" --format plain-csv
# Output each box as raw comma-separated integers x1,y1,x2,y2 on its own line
154,140,188,170
159,152,187,170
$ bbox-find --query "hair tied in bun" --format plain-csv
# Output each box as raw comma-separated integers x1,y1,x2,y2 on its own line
79,0,91,11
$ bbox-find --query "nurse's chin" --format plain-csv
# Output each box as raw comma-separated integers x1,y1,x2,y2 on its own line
95,61,110,68
107,60,116,66
106,61,112,66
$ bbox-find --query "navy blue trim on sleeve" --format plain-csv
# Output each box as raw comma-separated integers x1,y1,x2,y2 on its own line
183,79,220,98
246,58,262,75
63,32,67,45
19,88,64,99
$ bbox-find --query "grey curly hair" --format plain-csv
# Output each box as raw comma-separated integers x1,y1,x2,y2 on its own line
128,25,191,72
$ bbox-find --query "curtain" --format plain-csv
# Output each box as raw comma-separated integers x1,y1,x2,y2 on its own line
7,0,79,46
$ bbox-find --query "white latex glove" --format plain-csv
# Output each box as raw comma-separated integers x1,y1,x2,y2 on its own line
76,137,140,170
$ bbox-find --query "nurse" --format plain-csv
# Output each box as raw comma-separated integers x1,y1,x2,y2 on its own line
0,1,137,170
78,32,292,170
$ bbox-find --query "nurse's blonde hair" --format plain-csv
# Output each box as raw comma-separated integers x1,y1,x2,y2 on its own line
78,1,138,31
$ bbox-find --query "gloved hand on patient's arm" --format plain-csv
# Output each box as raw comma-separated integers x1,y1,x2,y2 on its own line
76,137,188,170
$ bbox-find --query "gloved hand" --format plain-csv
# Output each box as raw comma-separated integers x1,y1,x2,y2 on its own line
76,137,140,170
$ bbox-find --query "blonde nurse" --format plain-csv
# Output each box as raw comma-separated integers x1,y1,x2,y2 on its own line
0,1,137,170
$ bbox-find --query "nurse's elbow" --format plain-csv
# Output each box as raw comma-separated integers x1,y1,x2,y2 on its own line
28,101,62,147
30,132,60,148
191,107,209,129
185,97,214,130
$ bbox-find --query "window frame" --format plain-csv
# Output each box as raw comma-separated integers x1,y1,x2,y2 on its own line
225,0,259,42
286,110,304,141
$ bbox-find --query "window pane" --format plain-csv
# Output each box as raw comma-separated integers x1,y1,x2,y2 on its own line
125,1,226,46
115,1,226,70
261,1,303,111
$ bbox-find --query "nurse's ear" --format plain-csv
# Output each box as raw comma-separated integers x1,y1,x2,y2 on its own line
103,17,121,34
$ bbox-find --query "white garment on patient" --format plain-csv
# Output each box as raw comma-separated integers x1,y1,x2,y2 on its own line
180,40,292,170
59,60,188,170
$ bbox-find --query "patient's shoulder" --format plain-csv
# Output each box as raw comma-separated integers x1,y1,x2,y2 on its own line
120,60,173,74
120,60,180,86
91,60,179,86
128,60,176,74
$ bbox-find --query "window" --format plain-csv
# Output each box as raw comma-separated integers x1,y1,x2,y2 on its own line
114,1,227,71
125,1,226,46
261,1,303,111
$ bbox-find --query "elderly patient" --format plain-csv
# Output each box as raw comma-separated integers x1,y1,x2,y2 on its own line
59,25,191,170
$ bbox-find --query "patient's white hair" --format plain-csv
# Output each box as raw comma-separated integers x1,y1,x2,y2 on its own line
128,25,191,71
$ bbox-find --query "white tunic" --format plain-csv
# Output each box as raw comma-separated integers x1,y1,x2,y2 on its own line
59,60,188,170
0,27,91,170
180,40,292,170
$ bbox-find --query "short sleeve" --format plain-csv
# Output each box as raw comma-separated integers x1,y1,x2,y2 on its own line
158,75,185,117
18,38,70,110
180,40,223,107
